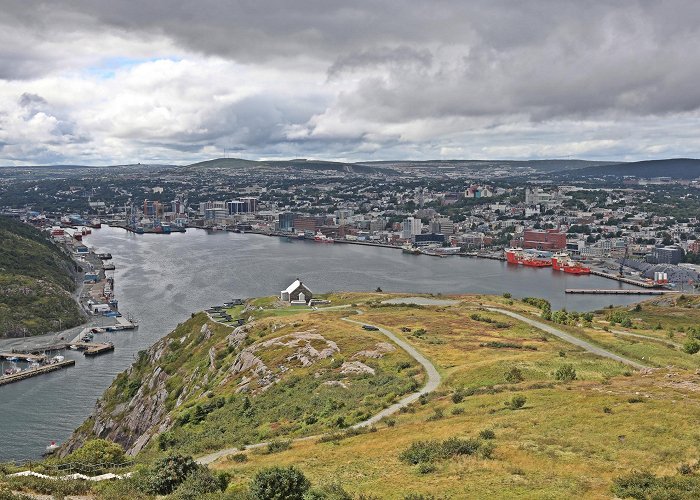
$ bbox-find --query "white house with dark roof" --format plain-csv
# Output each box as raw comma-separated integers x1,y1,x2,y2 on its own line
280,279,313,305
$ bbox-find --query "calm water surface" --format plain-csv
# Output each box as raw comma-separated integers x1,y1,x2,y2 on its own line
0,227,643,460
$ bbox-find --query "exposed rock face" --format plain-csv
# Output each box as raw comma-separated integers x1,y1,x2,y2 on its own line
353,342,396,359
60,333,177,456
224,330,341,393
341,360,376,375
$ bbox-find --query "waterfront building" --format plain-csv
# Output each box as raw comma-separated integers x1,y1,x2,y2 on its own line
402,216,422,239
278,212,295,232
280,279,313,304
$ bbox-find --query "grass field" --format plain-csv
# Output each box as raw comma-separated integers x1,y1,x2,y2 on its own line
6,292,700,499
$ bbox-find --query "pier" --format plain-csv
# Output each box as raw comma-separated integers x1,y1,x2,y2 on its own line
0,360,75,386
0,352,47,363
565,289,678,295
589,270,655,288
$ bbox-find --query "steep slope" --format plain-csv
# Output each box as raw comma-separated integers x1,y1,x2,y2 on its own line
63,305,422,457
0,216,83,337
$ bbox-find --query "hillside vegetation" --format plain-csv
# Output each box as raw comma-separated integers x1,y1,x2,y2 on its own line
9,292,700,499
0,216,83,337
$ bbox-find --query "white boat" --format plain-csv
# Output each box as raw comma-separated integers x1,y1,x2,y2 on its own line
51,355,65,363
45,441,59,454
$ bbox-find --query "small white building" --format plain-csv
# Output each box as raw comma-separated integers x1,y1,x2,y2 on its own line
280,279,313,305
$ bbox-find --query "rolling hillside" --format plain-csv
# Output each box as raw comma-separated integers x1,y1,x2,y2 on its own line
43,292,700,498
0,216,84,337
567,158,700,179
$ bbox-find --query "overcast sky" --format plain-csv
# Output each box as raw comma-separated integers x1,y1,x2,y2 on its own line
1,1,700,165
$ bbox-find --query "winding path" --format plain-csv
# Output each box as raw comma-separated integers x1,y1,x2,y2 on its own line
486,307,647,370
196,311,441,465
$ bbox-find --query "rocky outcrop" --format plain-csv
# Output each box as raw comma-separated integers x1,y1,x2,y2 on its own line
341,360,376,375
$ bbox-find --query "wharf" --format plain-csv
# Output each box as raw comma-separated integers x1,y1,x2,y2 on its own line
565,289,678,295
74,342,115,356
0,352,47,362
0,360,75,386
589,269,654,288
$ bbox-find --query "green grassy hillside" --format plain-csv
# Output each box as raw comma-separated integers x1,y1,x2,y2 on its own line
0,216,83,337
8,293,700,499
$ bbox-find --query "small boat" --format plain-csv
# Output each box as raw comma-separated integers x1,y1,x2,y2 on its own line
5,356,20,362
4,366,22,376
44,441,60,455
51,355,65,363
29,361,41,369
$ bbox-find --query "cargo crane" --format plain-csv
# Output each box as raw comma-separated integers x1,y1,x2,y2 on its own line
618,245,629,277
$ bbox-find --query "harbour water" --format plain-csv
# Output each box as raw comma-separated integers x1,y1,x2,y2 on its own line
0,226,644,461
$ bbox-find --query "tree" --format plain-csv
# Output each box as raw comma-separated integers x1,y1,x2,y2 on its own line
249,466,311,500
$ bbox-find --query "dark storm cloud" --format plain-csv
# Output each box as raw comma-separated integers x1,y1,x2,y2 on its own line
2,1,700,162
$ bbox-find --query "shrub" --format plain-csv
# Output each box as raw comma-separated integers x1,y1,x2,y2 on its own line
426,408,444,422
504,367,524,384
479,429,495,440
503,292,512,299
265,439,292,454
603,406,613,414
554,364,577,382
628,397,645,403
451,407,465,415
249,466,310,500
451,389,465,403
399,437,483,465
384,417,396,427
59,439,127,474
399,440,444,464
683,339,700,354
304,483,353,500
404,495,436,500
611,471,700,499
170,467,229,500
228,453,248,463
144,454,201,495
505,395,526,410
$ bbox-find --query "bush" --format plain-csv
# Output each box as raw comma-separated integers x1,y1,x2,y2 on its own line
451,407,465,415
451,389,465,403
611,471,700,499
144,454,201,495
683,339,700,354
228,453,248,463
170,467,229,500
504,367,524,384
399,437,483,465
249,466,310,500
426,408,444,421
505,395,526,410
265,439,292,454
479,429,495,440
60,439,126,473
303,482,353,500
502,292,512,299
554,364,577,382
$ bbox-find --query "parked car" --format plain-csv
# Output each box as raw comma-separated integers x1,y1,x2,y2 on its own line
362,325,379,331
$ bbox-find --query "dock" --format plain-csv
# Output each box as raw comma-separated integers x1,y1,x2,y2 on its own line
72,342,115,356
0,360,76,386
0,352,47,363
589,270,655,288
565,289,679,295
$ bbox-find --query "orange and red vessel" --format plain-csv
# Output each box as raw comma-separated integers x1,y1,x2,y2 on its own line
551,252,591,275
505,248,552,267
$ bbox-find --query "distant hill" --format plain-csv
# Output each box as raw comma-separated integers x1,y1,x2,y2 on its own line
185,157,393,175
0,217,84,337
569,158,700,179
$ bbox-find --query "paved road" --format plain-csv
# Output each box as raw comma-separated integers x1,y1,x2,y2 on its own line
609,328,681,348
196,312,441,465
487,308,647,369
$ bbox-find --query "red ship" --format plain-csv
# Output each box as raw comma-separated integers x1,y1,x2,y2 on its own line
505,248,552,267
551,252,591,275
